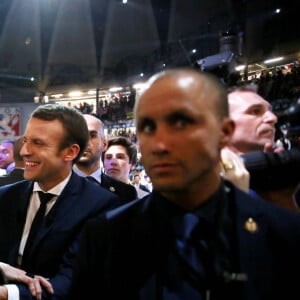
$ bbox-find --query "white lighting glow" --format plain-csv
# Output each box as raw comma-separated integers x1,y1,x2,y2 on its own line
69,91,83,97
235,65,246,71
88,90,97,95
109,87,123,92
178,77,194,88
51,94,63,99
133,82,146,90
264,57,283,64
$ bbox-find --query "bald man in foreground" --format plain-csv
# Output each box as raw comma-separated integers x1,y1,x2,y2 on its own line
70,68,300,300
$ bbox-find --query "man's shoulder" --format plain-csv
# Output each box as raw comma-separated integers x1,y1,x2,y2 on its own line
60,173,120,213
228,180,300,226
101,173,137,202
0,179,30,190
0,180,32,206
101,173,134,189
70,172,118,195
0,174,10,186
0,169,24,186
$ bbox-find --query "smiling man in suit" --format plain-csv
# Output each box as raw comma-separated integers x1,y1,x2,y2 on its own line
0,104,119,300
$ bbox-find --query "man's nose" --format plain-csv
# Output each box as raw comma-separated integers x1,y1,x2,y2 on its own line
150,127,171,153
264,110,278,124
20,142,28,156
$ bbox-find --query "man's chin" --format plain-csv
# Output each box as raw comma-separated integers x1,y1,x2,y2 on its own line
76,159,90,166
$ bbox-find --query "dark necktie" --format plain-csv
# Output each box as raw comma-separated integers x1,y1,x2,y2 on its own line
22,191,54,269
174,213,222,298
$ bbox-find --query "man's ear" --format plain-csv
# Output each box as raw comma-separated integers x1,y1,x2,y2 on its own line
64,144,80,162
102,138,108,152
220,118,235,149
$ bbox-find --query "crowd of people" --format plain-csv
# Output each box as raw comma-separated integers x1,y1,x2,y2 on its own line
72,63,300,135
0,66,299,299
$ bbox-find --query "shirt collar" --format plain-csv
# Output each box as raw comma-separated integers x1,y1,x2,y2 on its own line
73,165,102,183
6,162,15,173
33,172,72,196
155,182,225,239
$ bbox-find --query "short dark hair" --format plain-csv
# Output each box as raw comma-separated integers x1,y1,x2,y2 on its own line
104,137,137,165
227,83,258,94
0,140,15,147
31,104,89,163
13,136,24,162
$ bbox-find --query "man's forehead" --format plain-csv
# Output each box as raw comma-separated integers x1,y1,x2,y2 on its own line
229,90,265,102
0,142,13,148
229,91,270,108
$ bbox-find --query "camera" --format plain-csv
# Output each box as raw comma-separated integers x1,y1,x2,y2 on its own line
241,148,300,190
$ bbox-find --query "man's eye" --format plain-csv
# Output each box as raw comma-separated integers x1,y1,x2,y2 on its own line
137,120,155,133
171,116,194,128
32,139,44,146
90,133,98,138
116,154,127,160
143,124,155,133
174,118,189,127
250,108,262,115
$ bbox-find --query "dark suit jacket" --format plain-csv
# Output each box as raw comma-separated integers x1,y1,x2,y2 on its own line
70,181,300,300
101,173,137,204
0,171,119,299
0,168,24,187
139,183,150,193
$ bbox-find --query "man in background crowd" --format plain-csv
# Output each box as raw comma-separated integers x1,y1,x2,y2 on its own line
227,85,279,154
74,114,137,203
103,137,142,198
0,140,15,175
227,85,299,211
132,174,150,198
0,136,25,186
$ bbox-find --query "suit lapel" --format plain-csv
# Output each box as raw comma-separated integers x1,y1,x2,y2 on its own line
234,188,274,296
8,182,33,264
101,173,118,194
30,173,81,249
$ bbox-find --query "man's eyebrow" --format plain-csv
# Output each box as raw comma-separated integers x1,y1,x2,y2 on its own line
89,130,99,134
246,104,265,110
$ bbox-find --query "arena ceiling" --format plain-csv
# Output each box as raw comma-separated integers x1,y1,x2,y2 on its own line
0,0,298,102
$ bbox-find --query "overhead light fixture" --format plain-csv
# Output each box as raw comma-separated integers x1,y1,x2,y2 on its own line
109,87,122,92
264,57,283,64
235,65,246,71
51,94,63,99
88,90,97,95
69,91,83,97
